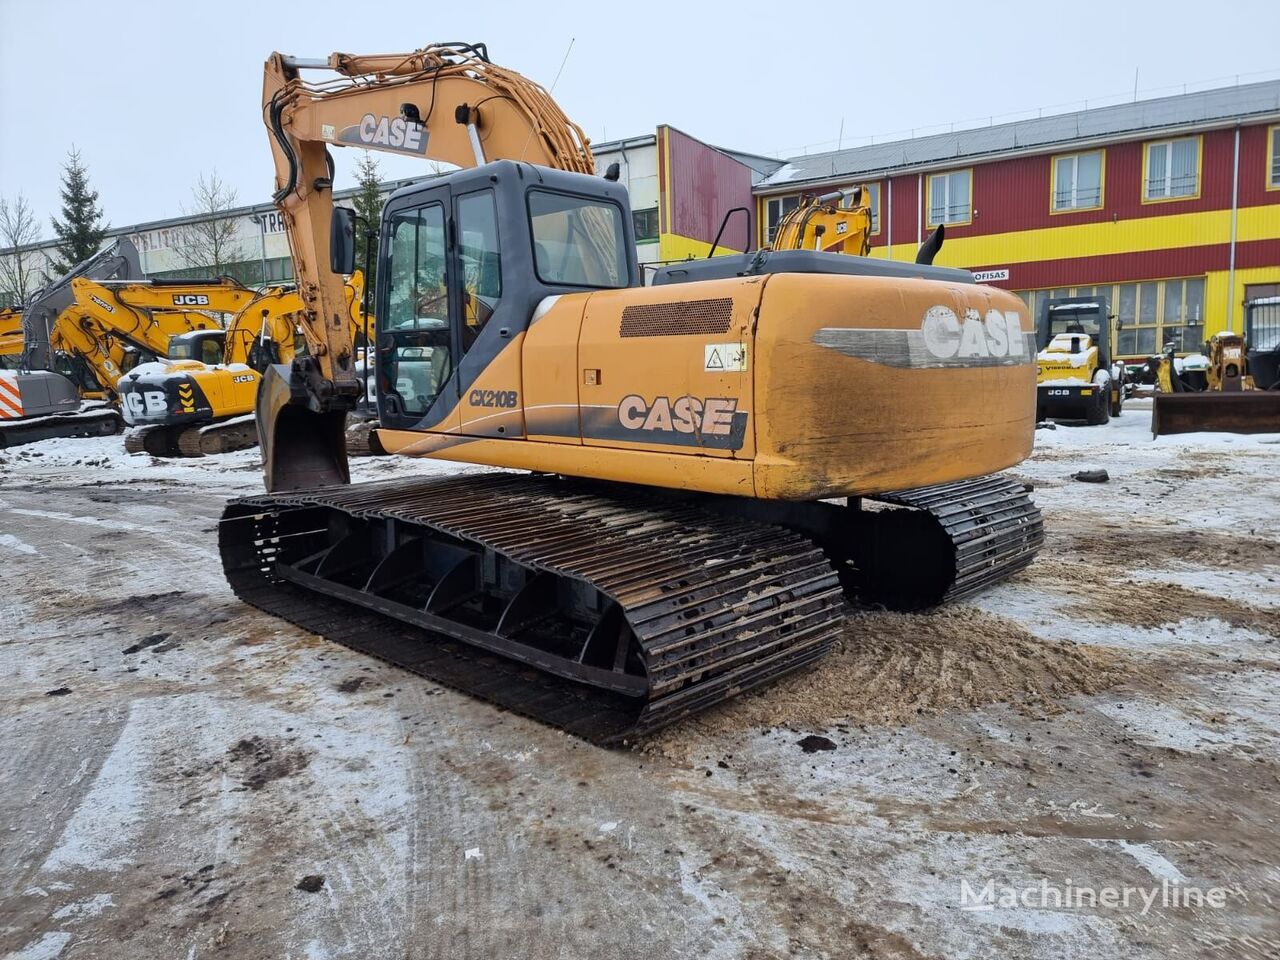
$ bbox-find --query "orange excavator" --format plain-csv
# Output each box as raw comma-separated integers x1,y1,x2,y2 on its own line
219,44,1043,742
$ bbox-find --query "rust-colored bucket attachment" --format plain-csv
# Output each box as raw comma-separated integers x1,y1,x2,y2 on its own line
1151,391,1280,437
257,363,350,492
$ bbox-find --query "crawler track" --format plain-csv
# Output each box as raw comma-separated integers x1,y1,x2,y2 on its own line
852,474,1045,610
1,409,121,448
177,415,259,457
220,471,1042,741
221,474,845,742
126,417,259,457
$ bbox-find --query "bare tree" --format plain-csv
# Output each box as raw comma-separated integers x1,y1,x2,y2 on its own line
0,194,42,306
174,171,245,274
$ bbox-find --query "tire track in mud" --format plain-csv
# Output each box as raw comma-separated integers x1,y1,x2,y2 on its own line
1027,557,1280,640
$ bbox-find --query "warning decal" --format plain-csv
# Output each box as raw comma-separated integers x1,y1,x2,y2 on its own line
704,342,748,373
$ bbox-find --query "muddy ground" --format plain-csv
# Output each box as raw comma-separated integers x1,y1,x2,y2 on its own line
2,401,1278,960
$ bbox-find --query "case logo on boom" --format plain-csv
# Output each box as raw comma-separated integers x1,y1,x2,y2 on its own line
335,114,429,155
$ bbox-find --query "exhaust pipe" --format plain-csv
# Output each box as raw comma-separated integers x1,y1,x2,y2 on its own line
916,224,945,265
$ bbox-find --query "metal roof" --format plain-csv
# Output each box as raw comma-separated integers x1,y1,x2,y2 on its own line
758,80,1280,192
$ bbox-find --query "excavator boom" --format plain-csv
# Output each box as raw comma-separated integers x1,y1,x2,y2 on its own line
771,188,874,256
262,44,592,428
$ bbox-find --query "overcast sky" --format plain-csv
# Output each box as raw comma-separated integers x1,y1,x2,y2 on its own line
1,0,1276,237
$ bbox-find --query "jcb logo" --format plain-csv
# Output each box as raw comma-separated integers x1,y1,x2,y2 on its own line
172,294,210,306
124,390,168,419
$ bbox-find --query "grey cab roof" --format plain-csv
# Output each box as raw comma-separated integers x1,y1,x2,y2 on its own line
758,80,1280,193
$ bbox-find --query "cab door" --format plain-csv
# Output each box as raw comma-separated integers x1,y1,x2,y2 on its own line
377,187,460,433
455,188,524,438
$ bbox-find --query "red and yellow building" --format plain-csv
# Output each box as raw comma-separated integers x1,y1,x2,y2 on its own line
750,81,1280,359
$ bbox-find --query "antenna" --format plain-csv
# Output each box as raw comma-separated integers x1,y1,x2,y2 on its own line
548,37,575,94
520,37,576,161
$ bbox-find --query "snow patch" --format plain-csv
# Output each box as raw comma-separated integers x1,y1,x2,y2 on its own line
762,162,803,184
5,932,73,960
0,532,37,555
50,893,114,921
1110,842,1186,883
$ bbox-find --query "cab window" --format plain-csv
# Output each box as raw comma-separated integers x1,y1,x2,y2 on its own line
1047,305,1101,338
384,204,450,416
456,190,502,350
528,190,628,288
168,338,196,361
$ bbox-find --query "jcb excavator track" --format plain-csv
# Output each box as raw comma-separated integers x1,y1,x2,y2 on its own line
220,474,846,742
177,415,259,457
1,409,122,449
127,417,260,457
124,425,182,457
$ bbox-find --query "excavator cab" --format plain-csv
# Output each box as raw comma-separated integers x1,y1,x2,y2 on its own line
1245,297,1280,391
262,160,637,490
373,162,634,433
167,330,228,366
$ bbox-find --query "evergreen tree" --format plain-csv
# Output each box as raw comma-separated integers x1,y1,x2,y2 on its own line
351,152,384,292
49,147,109,274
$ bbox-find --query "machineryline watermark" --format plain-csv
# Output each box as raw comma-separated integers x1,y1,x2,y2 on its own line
960,878,1234,917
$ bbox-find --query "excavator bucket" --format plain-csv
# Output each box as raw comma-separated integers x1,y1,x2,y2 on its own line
1151,391,1280,437
257,363,350,491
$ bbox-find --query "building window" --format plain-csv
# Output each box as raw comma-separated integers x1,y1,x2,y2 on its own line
632,206,659,243
927,170,971,225
1159,277,1206,352
1268,126,1280,190
864,183,881,234
765,195,801,243
1144,137,1199,201
1052,151,1104,211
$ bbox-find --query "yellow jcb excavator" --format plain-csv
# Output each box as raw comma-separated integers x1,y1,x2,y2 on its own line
1,240,230,446
0,307,22,370
117,284,302,456
119,272,370,456
769,188,874,256
218,44,1043,743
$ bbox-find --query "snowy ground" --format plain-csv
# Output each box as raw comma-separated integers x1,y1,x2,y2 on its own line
1,400,1278,960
